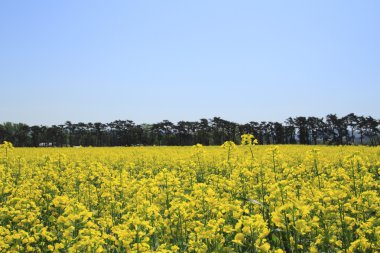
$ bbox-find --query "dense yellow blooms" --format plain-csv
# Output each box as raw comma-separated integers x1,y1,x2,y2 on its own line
0,143,379,252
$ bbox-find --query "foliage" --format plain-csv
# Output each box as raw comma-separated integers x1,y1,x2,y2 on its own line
1,113,379,147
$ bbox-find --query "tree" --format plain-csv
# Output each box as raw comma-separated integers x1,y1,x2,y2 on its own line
294,117,309,144
152,120,175,145
363,116,379,145
1,114,379,147
326,114,347,145
30,125,42,147
273,122,285,144
343,113,358,144
195,119,210,145
284,118,296,144
65,121,75,146
14,123,30,146
2,122,16,144
307,117,324,145
210,117,228,145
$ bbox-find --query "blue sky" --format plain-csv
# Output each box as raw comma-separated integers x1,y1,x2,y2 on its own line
1,0,379,125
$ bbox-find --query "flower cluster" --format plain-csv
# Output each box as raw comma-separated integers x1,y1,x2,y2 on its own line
240,134,258,146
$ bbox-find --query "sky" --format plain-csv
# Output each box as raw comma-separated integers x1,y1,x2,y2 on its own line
0,0,379,125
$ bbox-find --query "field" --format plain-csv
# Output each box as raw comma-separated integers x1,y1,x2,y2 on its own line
0,143,379,252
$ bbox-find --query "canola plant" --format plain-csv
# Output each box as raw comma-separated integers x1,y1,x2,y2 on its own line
0,139,379,252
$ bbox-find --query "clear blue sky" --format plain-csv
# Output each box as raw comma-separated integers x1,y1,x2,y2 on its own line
1,0,379,125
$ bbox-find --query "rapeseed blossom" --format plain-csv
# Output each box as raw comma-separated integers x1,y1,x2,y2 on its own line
0,142,379,252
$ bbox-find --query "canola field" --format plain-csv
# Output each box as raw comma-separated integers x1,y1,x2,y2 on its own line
0,141,379,252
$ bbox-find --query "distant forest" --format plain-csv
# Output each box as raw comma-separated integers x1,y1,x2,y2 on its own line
1,113,379,147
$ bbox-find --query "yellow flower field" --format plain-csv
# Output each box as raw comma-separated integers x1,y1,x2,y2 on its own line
0,142,379,252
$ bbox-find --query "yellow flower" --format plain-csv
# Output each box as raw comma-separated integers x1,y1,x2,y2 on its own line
233,233,245,245
1,144,379,252
309,245,318,253
259,242,270,252
171,245,180,252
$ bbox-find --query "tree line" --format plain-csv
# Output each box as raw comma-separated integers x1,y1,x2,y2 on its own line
0,113,379,147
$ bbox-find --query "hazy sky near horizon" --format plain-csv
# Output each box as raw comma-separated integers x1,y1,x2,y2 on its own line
1,1,379,125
